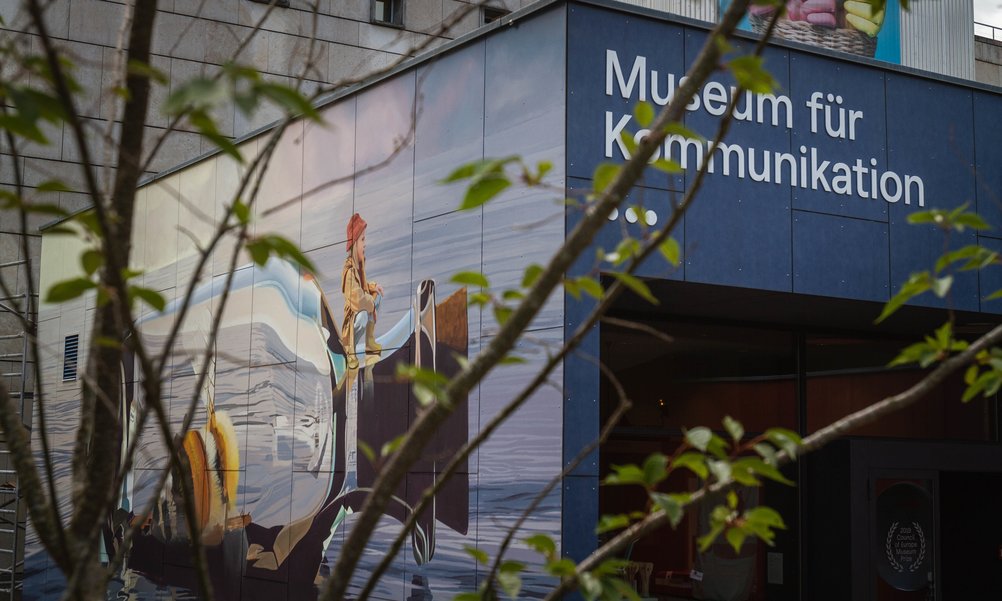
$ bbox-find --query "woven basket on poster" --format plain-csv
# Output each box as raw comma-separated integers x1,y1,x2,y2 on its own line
749,13,877,57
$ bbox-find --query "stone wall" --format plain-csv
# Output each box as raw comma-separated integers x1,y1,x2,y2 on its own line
975,34,1002,86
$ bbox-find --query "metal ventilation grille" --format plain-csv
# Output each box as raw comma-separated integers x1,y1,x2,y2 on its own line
62,334,79,381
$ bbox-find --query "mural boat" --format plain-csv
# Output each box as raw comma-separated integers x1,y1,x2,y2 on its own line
107,258,469,597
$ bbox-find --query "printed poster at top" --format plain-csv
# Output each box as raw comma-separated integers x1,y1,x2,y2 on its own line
721,0,901,64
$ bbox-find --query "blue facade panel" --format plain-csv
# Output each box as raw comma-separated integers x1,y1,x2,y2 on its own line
974,90,1002,237
885,74,979,311
792,210,889,302
788,54,889,222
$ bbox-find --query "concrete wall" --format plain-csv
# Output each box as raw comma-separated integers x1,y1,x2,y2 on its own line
975,35,1002,86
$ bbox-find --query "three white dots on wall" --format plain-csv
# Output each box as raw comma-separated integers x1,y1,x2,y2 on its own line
608,207,658,225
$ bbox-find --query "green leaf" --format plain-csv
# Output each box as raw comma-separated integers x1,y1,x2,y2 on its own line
496,570,521,600
0,113,47,144
592,558,629,577
580,572,602,601
684,426,713,452
610,272,658,304
986,288,1002,301
461,175,510,210
246,239,270,266
380,434,406,457
753,442,778,465
493,304,512,326
725,527,748,553
357,439,376,466
468,291,491,306
606,237,640,266
127,58,169,84
670,452,708,479
129,286,167,312
733,457,794,486
663,122,703,140
232,199,251,224
442,156,520,183
525,533,556,558
697,523,725,552
20,203,68,218
651,492,688,528
576,276,604,299
521,264,544,288
722,415,744,443
634,101,655,128
451,271,489,288
658,237,681,266
545,558,577,578
708,459,732,484
502,289,524,301
596,513,631,534
652,158,683,174
935,245,980,273
46,277,95,303
165,76,228,114
593,163,621,194
264,234,317,272
607,576,643,601
564,277,581,300
931,275,953,298
255,82,321,121
745,506,786,529
80,249,103,276
619,130,638,157
500,560,525,574
464,545,489,565
536,160,553,179
764,428,801,458
604,463,646,487
454,593,482,601
36,179,73,193
953,212,990,231
728,55,777,94
642,453,668,487
191,110,242,161
92,336,121,349
876,272,932,323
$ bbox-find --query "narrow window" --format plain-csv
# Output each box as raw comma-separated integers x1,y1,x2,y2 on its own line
247,0,291,7
62,334,79,382
482,6,510,25
372,0,403,27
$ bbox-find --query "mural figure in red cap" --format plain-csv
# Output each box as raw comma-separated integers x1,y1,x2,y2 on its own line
342,213,384,370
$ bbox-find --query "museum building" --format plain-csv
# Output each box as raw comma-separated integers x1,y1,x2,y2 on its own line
26,1,1002,600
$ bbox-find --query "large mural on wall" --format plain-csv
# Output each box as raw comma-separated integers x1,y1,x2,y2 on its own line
721,0,901,64
27,5,567,600
112,229,470,597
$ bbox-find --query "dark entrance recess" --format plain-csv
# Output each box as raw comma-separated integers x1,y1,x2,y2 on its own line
598,279,1001,601
939,471,1002,598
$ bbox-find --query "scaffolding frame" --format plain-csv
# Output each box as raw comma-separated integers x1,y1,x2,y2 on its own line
0,284,35,599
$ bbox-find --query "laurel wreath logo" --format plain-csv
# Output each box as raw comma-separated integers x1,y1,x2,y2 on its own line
909,521,927,573
885,520,927,573
886,521,903,572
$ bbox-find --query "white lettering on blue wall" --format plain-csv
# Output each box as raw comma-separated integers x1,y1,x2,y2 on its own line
603,49,925,207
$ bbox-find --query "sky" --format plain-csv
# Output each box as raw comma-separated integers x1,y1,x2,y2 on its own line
975,0,1002,27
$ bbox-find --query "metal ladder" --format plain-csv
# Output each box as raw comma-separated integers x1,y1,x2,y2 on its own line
0,286,36,600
